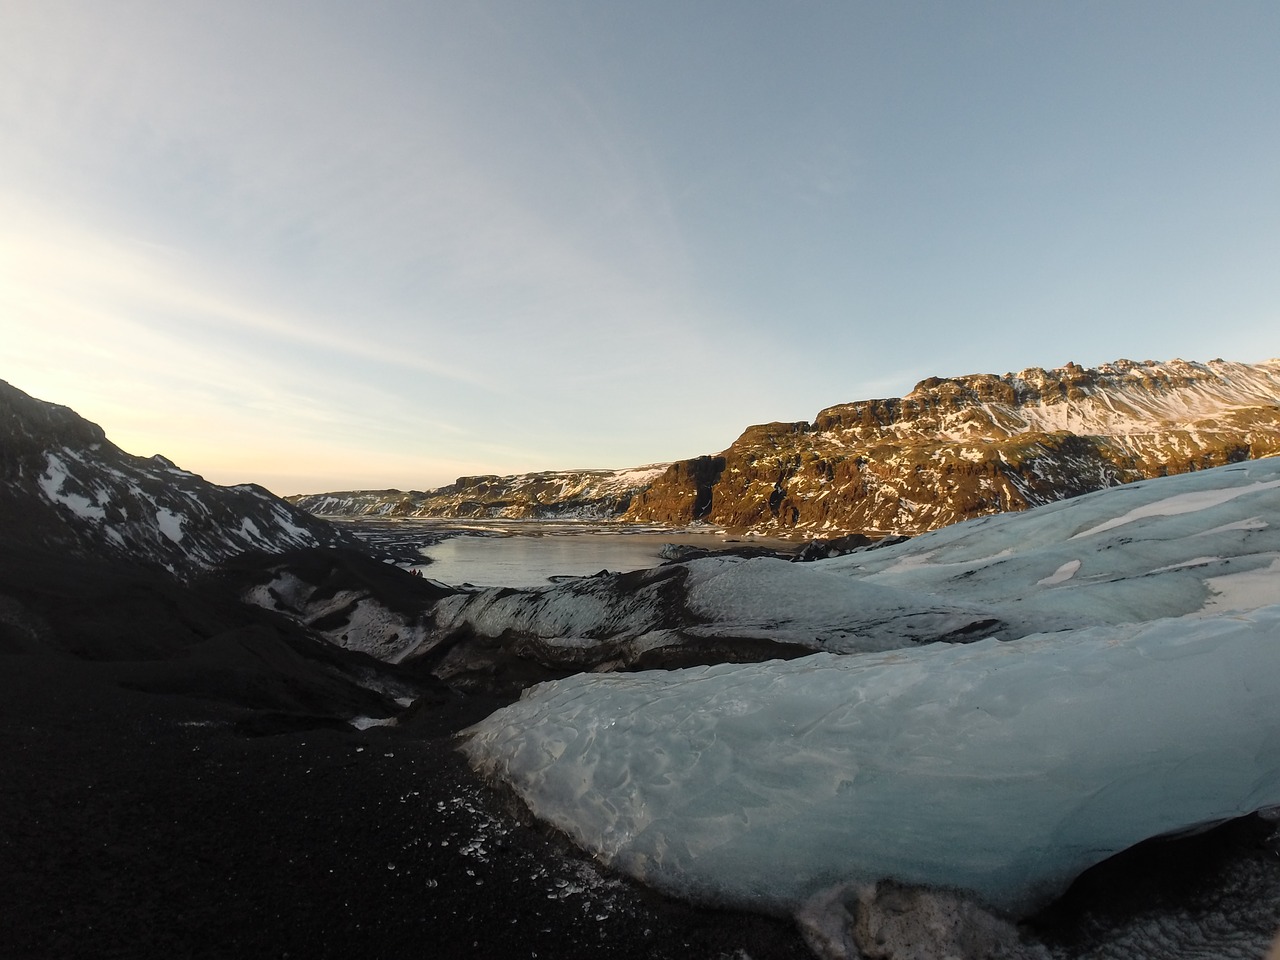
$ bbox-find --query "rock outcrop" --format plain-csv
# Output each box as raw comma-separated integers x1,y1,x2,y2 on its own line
624,358,1280,535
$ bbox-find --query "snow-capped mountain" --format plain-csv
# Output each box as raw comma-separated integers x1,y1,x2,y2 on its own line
0,380,359,576
460,455,1280,959
289,465,668,520
627,357,1280,535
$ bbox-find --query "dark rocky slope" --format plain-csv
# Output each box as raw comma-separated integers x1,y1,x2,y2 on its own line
1,379,363,575
0,378,438,726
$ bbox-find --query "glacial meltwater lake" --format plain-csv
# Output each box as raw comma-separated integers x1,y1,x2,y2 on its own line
345,519,797,588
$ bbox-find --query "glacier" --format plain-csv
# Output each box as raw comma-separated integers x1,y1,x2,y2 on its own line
464,609,1280,911
427,459,1280,669
461,457,1280,957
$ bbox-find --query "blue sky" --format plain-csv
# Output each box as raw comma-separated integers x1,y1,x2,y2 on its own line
3,1,1277,494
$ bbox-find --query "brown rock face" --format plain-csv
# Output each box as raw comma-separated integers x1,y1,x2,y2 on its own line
624,358,1280,536
629,456,727,523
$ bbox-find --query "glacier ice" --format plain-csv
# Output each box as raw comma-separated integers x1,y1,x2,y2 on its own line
460,458,1280,954
825,459,1280,627
463,606,1280,919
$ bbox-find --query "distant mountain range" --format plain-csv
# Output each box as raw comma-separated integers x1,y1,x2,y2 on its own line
291,358,1280,536
291,464,668,522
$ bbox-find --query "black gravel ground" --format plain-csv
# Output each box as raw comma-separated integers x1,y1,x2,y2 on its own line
0,654,819,960
0,541,813,960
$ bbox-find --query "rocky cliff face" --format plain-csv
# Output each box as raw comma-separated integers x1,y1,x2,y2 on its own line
0,380,360,576
290,466,668,521
624,358,1280,536
284,358,1280,538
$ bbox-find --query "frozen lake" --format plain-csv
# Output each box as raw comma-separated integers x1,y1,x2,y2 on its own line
343,519,796,588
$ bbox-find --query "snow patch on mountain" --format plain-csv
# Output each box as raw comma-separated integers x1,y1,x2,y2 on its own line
155,506,185,543
3,380,358,575
38,452,108,521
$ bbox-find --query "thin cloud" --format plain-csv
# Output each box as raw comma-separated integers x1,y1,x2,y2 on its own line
5,2,1278,493
1,198,495,388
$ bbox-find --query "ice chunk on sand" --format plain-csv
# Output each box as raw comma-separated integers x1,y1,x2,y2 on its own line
463,605,1280,922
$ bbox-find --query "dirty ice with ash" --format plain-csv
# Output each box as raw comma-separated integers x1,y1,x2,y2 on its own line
463,456,1280,959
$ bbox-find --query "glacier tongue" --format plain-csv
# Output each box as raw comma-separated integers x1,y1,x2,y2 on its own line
463,605,1280,920
460,459,1280,956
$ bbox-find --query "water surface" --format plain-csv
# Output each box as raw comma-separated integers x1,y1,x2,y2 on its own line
346,519,794,588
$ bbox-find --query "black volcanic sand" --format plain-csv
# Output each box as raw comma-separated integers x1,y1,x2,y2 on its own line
1,656,822,960
5,544,1280,960
0,546,812,960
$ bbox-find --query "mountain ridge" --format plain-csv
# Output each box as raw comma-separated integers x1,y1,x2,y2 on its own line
290,464,668,521
0,379,363,576
292,357,1280,537
627,356,1280,534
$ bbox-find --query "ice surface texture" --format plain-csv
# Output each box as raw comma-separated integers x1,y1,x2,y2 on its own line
464,606,1280,916
462,457,1280,929
710,456,1280,643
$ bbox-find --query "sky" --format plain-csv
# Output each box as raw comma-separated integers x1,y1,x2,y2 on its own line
2,1,1278,495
